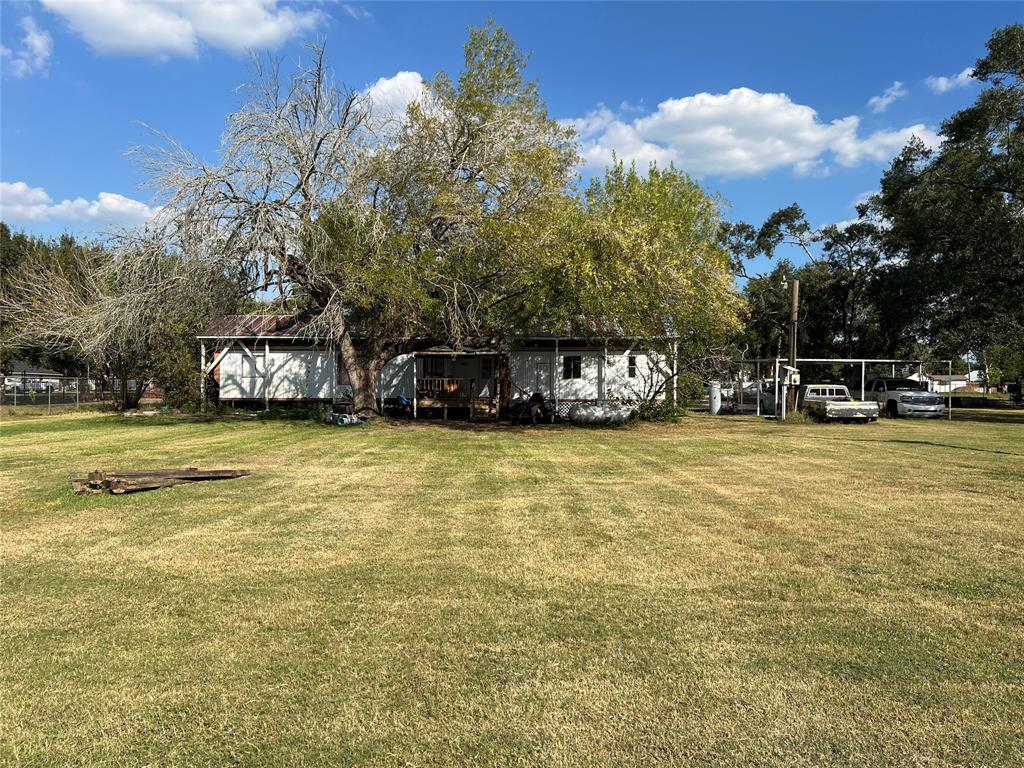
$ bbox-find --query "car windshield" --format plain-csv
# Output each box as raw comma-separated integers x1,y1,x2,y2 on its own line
890,379,925,391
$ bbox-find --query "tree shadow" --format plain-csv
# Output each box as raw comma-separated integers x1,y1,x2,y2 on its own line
796,434,1023,458
946,408,1024,425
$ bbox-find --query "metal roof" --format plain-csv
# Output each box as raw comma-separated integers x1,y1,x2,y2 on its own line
520,316,678,339
198,314,678,342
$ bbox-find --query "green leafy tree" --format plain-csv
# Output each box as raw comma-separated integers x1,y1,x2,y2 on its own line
870,24,1024,355
572,161,742,378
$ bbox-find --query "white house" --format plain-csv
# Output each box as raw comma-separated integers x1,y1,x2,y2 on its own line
198,315,677,419
908,372,970,394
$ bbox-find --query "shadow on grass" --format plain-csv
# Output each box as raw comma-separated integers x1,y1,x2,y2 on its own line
946,408,1024,425
795,434,1023,458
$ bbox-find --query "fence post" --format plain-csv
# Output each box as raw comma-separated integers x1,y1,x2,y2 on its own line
48,386,51,414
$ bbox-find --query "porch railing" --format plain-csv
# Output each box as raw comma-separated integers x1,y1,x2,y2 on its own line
417,377,472,400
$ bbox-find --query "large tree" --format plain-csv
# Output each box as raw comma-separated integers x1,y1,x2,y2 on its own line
2,236,234,409
869,24,1024,356
729,205,890,359
143,24,740,414
140,24,577,415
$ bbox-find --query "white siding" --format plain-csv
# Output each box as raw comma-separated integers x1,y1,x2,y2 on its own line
216,345,335,400
603,351,668,400
510,351,554,399
381,354,415,399
216,343,671,403
511,347,670,403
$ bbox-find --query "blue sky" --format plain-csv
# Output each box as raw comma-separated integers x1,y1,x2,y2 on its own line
1,1,1018,275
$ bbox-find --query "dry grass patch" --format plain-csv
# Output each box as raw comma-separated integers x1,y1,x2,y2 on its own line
2,409,1022,766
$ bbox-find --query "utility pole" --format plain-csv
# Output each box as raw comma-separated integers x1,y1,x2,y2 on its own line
786,278,800,417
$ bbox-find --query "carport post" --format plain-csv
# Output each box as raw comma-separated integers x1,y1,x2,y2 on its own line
755,361,761,416
774,358,780,418
671,340,678,406
948,359,953,420
861,361,865,399
554,338,559,413
412,356,418,419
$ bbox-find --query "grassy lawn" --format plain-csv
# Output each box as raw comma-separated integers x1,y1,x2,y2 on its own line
2,410,1022,767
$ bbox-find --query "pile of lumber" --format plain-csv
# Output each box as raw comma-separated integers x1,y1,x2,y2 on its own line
70,467,250,495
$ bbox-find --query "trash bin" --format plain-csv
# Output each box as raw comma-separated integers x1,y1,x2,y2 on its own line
709,382,722,415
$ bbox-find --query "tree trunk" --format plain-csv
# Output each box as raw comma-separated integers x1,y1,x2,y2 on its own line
337,329,387,417
112,367,147,410
345,354,384,417
125,379,147,410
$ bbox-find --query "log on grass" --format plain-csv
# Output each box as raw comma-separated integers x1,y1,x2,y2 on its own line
70,468,250,495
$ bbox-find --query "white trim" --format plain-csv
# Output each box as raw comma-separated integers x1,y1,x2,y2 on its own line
204,344,233,375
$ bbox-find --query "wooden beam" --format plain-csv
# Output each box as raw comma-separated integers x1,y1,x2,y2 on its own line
204,343,233,375
235,341,265,377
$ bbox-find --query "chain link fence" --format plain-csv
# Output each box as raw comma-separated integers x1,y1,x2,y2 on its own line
1,376,115,412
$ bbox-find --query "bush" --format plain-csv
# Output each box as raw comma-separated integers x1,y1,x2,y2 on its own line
636,400,687,422
257,403,331,422
673,372,705,408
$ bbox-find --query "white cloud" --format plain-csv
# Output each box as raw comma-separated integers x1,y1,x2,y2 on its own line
568,87,941,178
362,70,427,130
0,181,159,227
341,5,372,21
826,191,877,230
867,80,906,113
40,0,323,57
1,17,53,78
925,67,974,94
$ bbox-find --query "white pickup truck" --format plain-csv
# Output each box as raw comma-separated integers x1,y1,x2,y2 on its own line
865,378,945,418
798,384,879,422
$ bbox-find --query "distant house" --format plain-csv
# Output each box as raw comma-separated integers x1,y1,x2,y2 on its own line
909,372,970,393
1,359,63,386
198,314,678,418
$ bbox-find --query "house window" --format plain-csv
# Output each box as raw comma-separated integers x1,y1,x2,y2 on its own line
480,357,494,380
562,355,581,380
423,357,445,378
628,355,637,378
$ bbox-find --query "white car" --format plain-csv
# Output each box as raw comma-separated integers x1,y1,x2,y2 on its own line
865,378,945,418
798,384,878,422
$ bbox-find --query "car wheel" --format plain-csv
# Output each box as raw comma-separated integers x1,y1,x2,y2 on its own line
886,401,899,418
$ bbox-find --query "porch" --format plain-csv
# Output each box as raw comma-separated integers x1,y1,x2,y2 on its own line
397,347,502,420
414,376,498,420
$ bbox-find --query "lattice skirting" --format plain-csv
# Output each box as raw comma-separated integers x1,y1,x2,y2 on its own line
553,399,629,418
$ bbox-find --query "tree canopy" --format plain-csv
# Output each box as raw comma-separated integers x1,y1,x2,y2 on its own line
129,22,741,413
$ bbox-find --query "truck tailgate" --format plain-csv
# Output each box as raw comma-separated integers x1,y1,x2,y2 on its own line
825,400,879,419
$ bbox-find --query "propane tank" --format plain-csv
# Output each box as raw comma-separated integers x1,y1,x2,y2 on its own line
709,382,722,415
